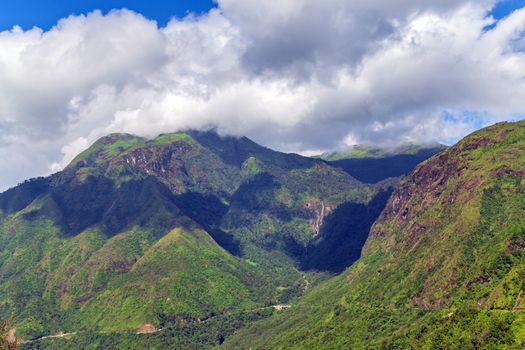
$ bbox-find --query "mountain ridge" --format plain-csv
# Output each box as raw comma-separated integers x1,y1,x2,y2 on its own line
320,144,445,184
317,143,446,161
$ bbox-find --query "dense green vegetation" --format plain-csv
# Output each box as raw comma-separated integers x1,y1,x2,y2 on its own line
0,127,443,348
0,129,436,348
224,121,525,349
21,309,273,350
298,188,394,273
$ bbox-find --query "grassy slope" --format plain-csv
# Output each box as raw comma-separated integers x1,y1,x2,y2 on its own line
0,206,272,339
63,227,263,331
223,121,525,349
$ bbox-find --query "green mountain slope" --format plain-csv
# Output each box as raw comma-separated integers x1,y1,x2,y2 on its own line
1,130,400,343
318,143,444,161
0,186,267,339
223,120,525,349
320,145,445,184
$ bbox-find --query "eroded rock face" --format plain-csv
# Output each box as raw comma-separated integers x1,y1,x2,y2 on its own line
303,199,336,236
119,142,192,188
381,149,467,225
376,123,518,230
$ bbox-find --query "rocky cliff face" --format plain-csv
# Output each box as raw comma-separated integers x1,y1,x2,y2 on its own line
303,199,336,236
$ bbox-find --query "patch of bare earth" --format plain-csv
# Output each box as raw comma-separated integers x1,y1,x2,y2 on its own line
136,323,157,334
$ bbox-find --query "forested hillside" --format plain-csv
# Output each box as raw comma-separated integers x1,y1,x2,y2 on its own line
1,130,427,347
224,121,525,349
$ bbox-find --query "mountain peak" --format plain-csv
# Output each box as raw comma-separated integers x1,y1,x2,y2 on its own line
67,133,145,169
97,132,141,144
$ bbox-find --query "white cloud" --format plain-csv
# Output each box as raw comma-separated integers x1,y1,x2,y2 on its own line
0,1,524,190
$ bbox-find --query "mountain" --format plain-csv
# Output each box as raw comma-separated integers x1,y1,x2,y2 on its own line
1,129,424,344
318,143,444,161
223,121,525,349
319,144,445,183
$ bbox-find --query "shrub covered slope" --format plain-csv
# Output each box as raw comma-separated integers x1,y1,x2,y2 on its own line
224,121,525,349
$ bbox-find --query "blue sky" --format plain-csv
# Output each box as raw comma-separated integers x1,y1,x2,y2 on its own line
0,0,523,31
490,0,525,19
0,0,217,31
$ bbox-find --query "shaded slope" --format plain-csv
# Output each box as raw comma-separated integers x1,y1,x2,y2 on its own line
326,146,444,183
0,177,49,215
298,188,394,273
223,121,525,349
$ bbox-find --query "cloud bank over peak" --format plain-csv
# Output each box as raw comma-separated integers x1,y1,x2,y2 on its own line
0,0,524,190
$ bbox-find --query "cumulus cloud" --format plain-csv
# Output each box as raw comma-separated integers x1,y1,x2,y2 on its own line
0,0,524,190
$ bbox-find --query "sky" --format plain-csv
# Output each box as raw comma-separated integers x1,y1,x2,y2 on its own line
0,0,524,190
0,0,217,30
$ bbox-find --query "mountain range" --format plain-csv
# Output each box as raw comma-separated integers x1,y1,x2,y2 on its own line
1,121,523,349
